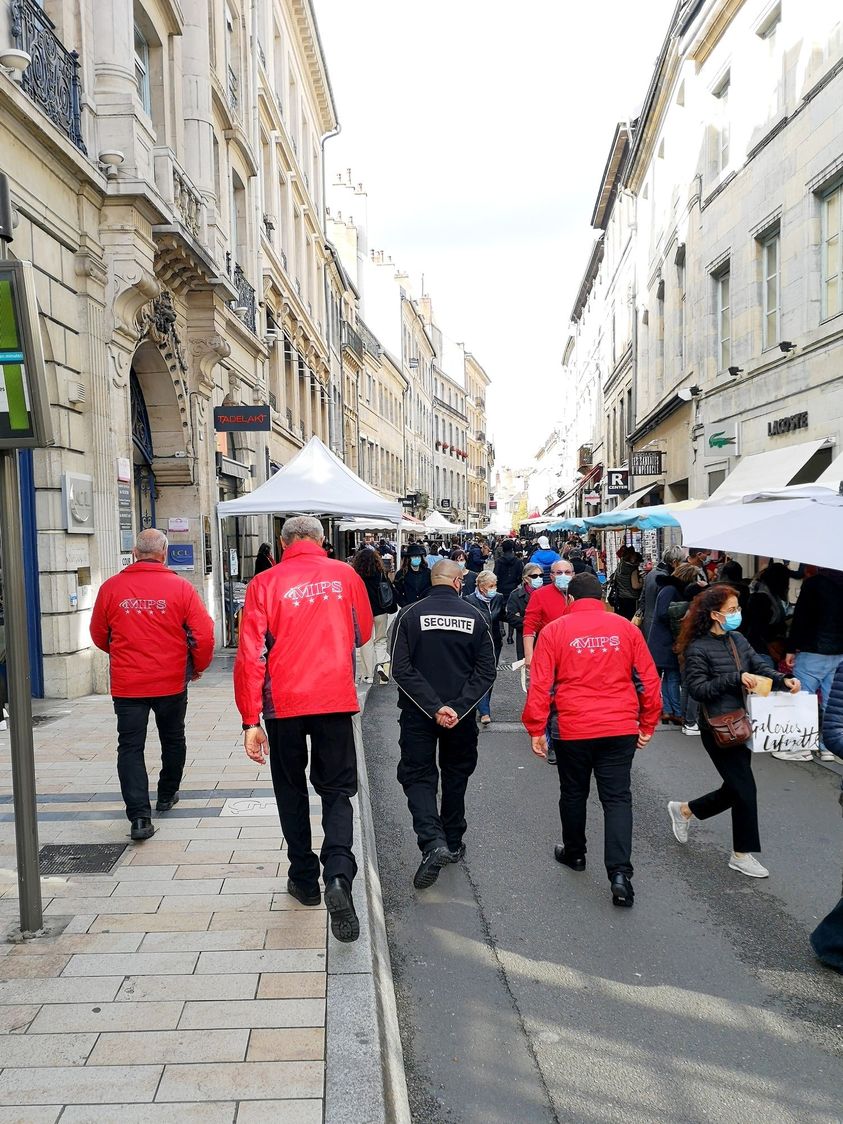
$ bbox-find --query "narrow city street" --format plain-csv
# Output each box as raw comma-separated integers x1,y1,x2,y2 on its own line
363,667,843,1124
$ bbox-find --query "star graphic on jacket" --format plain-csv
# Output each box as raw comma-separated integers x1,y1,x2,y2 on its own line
323,595,329,601
308,598,315,604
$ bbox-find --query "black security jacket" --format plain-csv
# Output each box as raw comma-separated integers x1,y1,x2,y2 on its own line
390,586,497,721
684,630,786,718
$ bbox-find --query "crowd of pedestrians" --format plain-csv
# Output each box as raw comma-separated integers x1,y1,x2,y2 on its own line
88,523,842,969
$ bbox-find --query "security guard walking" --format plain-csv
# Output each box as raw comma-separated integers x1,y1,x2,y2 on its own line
391,559,497,889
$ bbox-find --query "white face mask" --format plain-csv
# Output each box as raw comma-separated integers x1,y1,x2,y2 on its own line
529,576,543,590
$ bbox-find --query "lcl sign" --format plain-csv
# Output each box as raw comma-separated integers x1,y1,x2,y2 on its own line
606,469,629,496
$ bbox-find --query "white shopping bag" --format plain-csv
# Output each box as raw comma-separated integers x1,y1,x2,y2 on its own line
748,692,820,754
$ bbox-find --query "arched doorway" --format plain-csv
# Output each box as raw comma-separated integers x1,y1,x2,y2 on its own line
130,369,156,531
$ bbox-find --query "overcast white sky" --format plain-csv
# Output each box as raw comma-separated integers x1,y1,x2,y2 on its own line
314,0,676,467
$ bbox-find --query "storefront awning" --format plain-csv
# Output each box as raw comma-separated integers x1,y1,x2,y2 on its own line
709,439,827,500
815,450,843,488
611,482,661,511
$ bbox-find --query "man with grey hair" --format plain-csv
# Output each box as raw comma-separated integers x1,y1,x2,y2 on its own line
90,528,215,840
641,545,685,638
235,514,373,943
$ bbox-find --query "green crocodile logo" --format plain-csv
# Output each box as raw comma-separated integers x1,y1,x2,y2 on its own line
708,431,736,449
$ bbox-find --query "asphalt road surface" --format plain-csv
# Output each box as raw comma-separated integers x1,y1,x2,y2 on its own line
362,659,843,1124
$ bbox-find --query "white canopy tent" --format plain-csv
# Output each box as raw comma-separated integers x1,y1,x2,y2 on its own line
217,436,402,523
675,485,843,570
423,509,463,535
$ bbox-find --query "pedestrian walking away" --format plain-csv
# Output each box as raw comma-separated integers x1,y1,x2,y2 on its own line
90,529,215,841
609,546,643,620
390,559,497,891
809,663,843,971
529,534,561,581
522,572,662,908
667,584,801,880
641,545,684,640
463,569,505,724
494,540,524,642
350,545,398,684
785,566,843,762
234,515,374,943
254,541,275,575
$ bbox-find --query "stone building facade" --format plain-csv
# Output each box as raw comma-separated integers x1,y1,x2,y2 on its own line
561,0,843,519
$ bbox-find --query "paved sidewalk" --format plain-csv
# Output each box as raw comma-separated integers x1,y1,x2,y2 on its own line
0,656,349,1122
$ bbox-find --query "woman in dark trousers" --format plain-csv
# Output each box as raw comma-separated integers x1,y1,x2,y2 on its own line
506,563,543,662
464,570,504,725
393,546,432,607
810,664,843,971
666,585,801,879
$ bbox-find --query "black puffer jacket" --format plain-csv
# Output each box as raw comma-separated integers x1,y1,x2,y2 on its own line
822,664,843,763
787,570,843,656
494,555,523,600
684,631,787,718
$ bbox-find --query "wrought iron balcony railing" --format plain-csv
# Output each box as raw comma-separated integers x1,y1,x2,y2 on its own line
341,321,363,360
11,0,86,153
227,66,239,113
227,258,256,333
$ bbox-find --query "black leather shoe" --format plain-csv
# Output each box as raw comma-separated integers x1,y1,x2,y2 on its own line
155,792,180,812
447,843,466,863
554,846,585,871
413,845,452,889
324,876,359,942
611,873,634,907
286,877,321,907
130,818,155,841
546,747,557,765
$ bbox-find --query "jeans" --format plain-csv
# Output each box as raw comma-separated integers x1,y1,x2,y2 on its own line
659,668,682,717
794,652,843,747
113,691,188,821
397,705,479,852
554,734,638,878
681,674,699,725
477,689,492,718
687,725,760,852
266,712,358,888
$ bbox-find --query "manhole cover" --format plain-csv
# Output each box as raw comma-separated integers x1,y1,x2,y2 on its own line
39,843,128,875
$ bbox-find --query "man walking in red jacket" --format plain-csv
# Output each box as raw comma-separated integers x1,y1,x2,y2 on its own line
522,572,661,907
234,516,373,943
90,529,215,841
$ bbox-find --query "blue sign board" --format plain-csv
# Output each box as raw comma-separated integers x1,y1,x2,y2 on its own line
167,544,195,571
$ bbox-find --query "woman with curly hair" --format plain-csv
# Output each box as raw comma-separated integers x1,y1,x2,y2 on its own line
350,547,397,684
666,584,801,879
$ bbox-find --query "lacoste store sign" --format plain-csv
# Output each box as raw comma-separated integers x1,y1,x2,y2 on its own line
768,411,808,438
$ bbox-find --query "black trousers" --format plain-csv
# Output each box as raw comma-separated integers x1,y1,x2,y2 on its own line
113,691,188,821
615,598,638,621
688,726,760,852
267,713,357,889
397,706,479,852
554,734,638,878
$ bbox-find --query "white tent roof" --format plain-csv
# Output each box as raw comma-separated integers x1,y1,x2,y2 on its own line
424,509,461,533
217,436,403,523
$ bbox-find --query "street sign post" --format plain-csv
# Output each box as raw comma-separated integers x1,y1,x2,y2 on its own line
0,173,55,934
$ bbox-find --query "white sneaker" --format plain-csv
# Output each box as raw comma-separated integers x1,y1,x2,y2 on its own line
771,748,813,761
682,723,700,736
667,801,690,844
817,748,837,762
729,853,769,878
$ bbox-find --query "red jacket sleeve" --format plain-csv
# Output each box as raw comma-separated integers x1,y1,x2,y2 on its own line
631,627,663,735
233,578,268,725
521,628,556,736
523,591,544,638
90,586,111,652
184,584,215,675
349,570,374,647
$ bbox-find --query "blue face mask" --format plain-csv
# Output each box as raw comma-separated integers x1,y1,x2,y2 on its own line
410,557,421,569
457,559,466,569
721,610,742,631
529,576,543,590
476,589,495,602
554,574,572,592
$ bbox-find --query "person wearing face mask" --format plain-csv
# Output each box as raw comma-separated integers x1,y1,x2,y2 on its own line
394,546,432,607
507,564,543,662
450,548,476,596
522,560,576,670
668,585,801,879
464,570,504,725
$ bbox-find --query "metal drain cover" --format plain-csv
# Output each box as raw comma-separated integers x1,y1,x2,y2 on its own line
39,843,128,875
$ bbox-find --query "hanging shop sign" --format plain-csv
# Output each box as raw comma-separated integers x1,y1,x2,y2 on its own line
703,421,739,459
767,411,808,438
630,451,664,476
584,492,601,505
213,406,271,432
606,469,629,495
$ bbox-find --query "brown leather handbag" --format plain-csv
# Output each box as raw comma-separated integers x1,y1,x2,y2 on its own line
704,636,753,748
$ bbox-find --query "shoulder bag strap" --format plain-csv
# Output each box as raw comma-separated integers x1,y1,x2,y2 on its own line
702,636,746,725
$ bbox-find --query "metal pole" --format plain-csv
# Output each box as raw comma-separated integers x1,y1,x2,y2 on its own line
0,451,42,933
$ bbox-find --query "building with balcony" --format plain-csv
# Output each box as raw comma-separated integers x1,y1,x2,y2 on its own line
0,0,338,696
431,356,469,527
465,352,492,526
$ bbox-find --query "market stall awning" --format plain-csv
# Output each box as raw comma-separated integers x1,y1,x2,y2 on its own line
216,436,402,523
675,485,843,569
611,482,661,511
424,509,461,534
708,438,827,499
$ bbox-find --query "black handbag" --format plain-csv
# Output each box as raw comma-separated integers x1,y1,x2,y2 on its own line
703,636,752,748
377,579,394,612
